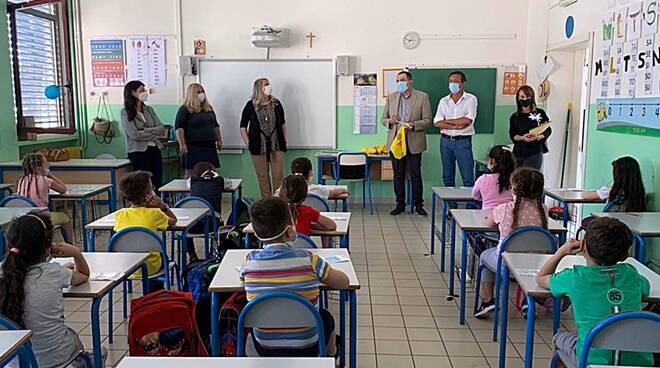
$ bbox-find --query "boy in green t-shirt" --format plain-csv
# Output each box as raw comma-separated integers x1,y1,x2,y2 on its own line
536,217,652,367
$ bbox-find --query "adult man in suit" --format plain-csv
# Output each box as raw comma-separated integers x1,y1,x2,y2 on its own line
381,71,432,216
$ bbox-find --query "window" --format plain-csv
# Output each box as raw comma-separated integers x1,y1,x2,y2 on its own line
7,0,74,133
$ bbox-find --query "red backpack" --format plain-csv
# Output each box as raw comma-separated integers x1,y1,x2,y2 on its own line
129,290,208,357
218,291,248,357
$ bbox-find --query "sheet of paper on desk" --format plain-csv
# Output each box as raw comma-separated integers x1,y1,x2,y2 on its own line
326,214,348,220
176,216,190,220
50,257,74,265
325,255,349,264
518,268,540,277
90,272,122,281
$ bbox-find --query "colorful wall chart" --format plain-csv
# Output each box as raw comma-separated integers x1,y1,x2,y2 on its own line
90,39,126,87
596,97,660,136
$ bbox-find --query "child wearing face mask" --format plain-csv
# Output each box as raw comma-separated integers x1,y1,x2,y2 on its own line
509,85,552,170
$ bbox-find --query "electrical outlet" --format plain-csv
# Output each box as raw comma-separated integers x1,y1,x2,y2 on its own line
89,91,96,97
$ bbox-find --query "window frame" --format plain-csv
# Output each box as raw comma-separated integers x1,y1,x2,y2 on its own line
7,0,75,134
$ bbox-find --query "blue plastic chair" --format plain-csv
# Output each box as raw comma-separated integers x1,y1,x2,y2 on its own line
0,315,38,368
0,195,69,243
292,232,319,249
473,226,558,341
304,193,331,212
174,196,220,260
551,311,660,368
236,292,326,357
334,152,373,215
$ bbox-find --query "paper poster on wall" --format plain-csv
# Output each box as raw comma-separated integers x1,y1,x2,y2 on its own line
626,2,643,41
381,68,403,98
615,7,628,42
601,46,611,97
603,13,615,45
353,73,377,135
642,34,655,95
502,65,526,95
627,40,639,96
90,39,125,87
596,97,660,137
147,36,166,87
127,36,149,82
642,0,658,35
614,43,624,96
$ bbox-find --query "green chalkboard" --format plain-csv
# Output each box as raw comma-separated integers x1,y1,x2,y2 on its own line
409,68,497,134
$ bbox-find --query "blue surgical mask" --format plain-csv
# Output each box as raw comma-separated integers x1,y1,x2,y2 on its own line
449,82,461,94
396,81,408,93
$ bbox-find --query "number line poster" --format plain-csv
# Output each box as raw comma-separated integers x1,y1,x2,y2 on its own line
596,97,660,136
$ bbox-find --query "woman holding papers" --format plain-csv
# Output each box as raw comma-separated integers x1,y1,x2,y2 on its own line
508,85,552,170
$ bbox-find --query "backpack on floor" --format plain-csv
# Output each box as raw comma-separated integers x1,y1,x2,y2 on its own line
129,290,208,357
218,291,249,357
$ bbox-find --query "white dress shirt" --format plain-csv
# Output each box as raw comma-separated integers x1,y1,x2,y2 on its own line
434,92,478,136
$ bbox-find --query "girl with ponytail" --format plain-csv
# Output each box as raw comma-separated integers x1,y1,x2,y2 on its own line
472,145,516,209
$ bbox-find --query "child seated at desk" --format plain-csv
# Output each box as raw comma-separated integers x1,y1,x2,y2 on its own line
116,171,177,289
583,156,646,212
241,197,349,357
475,168,548,318
472,145,515,210
278,174,336,247
184,161,224,261
536,217,652,367
0,212,103,367
16,152,75,245
290,157,349,200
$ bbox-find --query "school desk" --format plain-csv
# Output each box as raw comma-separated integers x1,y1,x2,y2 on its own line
60,252,150,368
209,249,360,368
0,330,32,366
85,207,209,268
321,184,350,212
0,159,131,212
242,212,352,249
498,253,660,368
592,212,660,263
50,184,113,251
0,207,47,258
544,188,606,227
117,357,335,368
429,187,476,264
448,209,567,325
159,178,243,224
315,152,415,212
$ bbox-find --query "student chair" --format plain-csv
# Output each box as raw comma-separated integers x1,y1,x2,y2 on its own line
174,196,221,261
473,226,558,341
334,152,373,215
304,193,331,212
551,311,660,368
0,314,39,368
236,291,326,357
291,232,319,248
0,195,70,244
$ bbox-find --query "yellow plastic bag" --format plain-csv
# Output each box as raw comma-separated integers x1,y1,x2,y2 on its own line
390,126,407,159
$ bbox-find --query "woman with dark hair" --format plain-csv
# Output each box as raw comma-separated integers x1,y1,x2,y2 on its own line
509,85,552,170
120,80,166,190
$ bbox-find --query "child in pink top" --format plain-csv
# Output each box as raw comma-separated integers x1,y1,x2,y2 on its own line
16,152,74,243
474,168,548,318
472,145,515,210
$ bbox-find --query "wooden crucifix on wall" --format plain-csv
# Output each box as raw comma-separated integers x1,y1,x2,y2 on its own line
306,32,317,48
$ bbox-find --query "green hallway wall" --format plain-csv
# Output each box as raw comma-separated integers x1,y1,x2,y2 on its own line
0,0,20,162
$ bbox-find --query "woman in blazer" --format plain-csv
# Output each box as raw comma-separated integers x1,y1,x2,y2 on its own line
240,78,287,197
120,80,166,190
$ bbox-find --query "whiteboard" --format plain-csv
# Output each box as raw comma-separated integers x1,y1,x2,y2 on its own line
197,59,336,149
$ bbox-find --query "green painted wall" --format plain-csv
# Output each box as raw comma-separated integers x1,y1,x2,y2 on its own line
82,104,515,199
0,0,20,162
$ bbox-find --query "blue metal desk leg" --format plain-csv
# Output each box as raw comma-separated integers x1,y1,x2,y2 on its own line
562,200,569,228
316,157,323,185
211,292,220,356
339,290,346,367
87,229,95,252
524,295,537,368
0,229,5,259
110,169,118,212
81,198,88,252
459,229,468,325
244,233,251,249
230,192,236,225
552,297,560,335
449,217,457,296
430,193,436,256
499,266,511,368
90,297,103,368
441,200,448,271
349,290,357,368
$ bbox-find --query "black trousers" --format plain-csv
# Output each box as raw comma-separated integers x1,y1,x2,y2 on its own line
127,146,163,192
390,150,424,209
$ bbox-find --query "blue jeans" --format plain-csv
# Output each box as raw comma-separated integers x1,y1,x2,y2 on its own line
440,136,475,187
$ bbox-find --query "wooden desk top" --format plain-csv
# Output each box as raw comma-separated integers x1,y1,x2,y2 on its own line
117,357,336,368
0,330,32,362
0,207,47,226
0,159,131,169
544,188,605,204
209,248,360,293
592,212,660,236
450,209,567,233
60,252,149,298
50,184,112,198
159,178,243,193
85,208,208,231
503,253,660,301
243,212,351,237
431,187,474,201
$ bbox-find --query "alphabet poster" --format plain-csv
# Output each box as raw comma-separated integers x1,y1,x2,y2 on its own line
627,2,643,41
616,7,628,42
643,0,658,36
127,36,148,82
127,35,166,87
603,13,615,45
641,34,655,95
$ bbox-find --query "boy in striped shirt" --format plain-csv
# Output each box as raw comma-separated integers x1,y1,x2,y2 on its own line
241,197,349,357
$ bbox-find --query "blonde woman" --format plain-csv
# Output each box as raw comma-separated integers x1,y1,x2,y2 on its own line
175,83,222,178
240,78,288,197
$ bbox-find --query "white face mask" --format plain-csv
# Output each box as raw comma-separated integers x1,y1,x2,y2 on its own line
138,91,149,102
262,85,272,96
197,93,206,102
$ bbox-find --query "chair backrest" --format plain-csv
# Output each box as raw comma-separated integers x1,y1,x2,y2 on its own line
578,311,660,368
336,152,368,181
95,153,117,160
0,195,37,208
175,196,220,234
108,226,166,254
500,226,558,254
236,292,326,357
290,233,318,248
0,314,38,368
338,152,367,166
304,193,330,212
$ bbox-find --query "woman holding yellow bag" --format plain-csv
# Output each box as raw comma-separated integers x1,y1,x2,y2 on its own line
381,71,432,216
